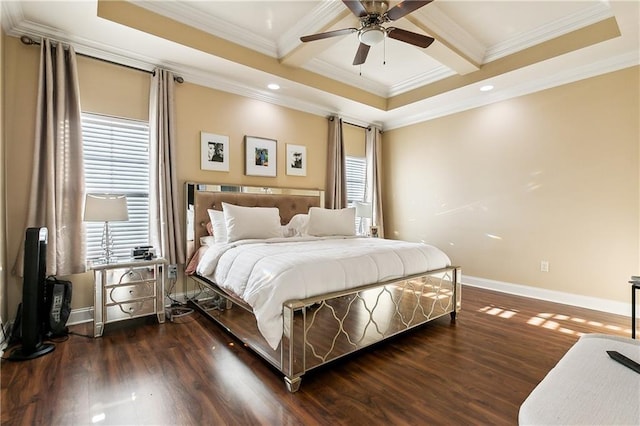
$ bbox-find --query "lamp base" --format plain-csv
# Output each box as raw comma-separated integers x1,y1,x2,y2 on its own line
100,221,117,263
92,256,120,265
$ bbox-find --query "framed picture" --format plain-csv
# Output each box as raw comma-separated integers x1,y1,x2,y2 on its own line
245,136,277,177
200,132,229,172
370,225,379,238
286,144,307,176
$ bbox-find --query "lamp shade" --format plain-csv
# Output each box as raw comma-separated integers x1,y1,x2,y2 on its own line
84,194,129,222
354,201,373,219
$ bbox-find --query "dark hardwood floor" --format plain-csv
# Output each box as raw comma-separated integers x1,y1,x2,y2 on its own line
1,285,632,425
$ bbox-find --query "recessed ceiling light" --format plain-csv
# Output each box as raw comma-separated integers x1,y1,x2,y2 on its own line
267,83,280,90
480,85,494,92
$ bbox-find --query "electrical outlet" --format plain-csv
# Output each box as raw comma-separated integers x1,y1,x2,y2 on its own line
540,260,549,272
168,264,178,279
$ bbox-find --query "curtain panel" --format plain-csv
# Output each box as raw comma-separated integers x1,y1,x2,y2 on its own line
366,126,384,238
149,69,185,266
325,116,347,209
14,39,86,277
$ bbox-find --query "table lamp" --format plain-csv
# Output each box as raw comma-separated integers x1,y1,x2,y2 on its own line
84,194,129,263
354,201,372,236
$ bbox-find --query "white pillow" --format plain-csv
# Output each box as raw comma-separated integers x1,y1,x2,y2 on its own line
199,235,216,247
222,202,282,242
207,209,228,244
306,207,356,237
287,213,310,237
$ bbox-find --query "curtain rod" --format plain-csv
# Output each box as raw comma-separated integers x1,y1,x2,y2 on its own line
329,116,372,131
20,35,184,83
345,121,370,130
346,121,383,133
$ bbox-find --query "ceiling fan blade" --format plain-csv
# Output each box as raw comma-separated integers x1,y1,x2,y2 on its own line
353,43,371,65
300,28,357,42
343,0,368,18
387,27,434,48
386,0,433,21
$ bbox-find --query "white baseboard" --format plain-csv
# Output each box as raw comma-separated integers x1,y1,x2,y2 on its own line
462,275,631,318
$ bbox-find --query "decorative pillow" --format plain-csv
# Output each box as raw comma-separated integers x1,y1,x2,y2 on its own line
199,235,216,247
287,213,310,237
205,221,214,236
222,202,282,242
207,209,228,244
281,225,293,238
306,207,356,237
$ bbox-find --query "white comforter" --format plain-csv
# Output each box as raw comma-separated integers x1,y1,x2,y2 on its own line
196,236,451,350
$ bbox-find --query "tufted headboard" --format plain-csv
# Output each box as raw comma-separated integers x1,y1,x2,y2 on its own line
185,183,324,258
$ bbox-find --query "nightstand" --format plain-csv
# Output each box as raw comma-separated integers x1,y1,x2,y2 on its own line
632,279,640,339
90,258,167,337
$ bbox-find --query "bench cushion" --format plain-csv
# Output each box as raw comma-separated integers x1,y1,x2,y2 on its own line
519,333,640,425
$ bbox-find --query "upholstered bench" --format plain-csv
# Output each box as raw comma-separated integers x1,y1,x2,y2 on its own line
519,334,640,425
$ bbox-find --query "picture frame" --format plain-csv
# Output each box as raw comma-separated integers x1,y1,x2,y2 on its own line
200,132,229,172
245,136,277,177
370,225,379,238
286,144,307,176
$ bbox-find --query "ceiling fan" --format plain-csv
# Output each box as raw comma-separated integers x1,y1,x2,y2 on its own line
300,0,435,66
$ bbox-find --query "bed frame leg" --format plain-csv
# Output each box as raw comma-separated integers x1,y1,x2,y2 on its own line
284,376,302,393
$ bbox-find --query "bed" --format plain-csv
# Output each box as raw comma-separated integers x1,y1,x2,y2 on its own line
184,183,461,392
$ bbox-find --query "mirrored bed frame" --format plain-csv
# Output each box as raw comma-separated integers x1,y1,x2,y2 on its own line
185,183,461,392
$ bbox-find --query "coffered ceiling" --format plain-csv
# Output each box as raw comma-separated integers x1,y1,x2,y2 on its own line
2,1,638,129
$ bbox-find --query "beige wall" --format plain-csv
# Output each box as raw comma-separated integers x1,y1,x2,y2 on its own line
343,122,366,157
383,66,640,304
4,36,40,321
0,25,6,326
174,83,326,189
2,35,328,319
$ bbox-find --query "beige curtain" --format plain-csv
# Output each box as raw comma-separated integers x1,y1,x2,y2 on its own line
366,126,384,238
14,39,86,276
149,68,185,265
325,116,347,209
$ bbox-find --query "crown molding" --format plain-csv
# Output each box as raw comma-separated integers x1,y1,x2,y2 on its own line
7,19,157,73
0,1,25,34
413,4,486,66
384,50,639,130
387,66,456,97
303,57,387,97
132,1,278,57
485,2,614,62
277,0,346,57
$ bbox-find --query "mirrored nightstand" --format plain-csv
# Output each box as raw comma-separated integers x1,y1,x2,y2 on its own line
90,258,166,337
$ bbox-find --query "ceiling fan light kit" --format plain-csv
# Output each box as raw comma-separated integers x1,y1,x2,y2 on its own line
359,25,386,46
300,0,434,66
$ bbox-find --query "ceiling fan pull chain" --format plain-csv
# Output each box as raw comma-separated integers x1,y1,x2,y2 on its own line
383,37,387,65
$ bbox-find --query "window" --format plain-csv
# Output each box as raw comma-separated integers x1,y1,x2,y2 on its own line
346,155,366,204
346,155,366,232
82,113,150,260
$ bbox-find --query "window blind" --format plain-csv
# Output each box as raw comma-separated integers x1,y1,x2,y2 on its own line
346,155,367,233
346,155,366,204
82,113,150,260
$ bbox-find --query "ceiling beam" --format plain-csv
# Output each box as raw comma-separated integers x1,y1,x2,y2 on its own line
280,12,357,68
406,5,483,75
